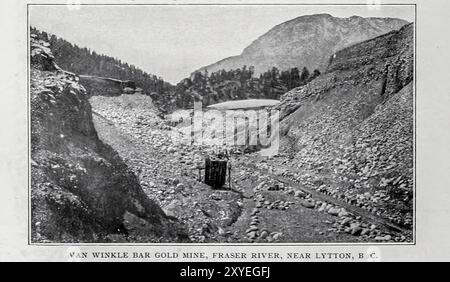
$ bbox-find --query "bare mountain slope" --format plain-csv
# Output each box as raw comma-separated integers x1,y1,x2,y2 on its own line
273,23,414,229
199,14,408,75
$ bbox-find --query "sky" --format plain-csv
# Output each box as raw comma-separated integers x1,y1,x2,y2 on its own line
29,4,415,84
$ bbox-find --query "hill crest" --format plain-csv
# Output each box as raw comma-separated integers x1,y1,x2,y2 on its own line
198,14,408,76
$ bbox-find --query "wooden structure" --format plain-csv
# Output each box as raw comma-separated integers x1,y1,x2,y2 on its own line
204,158,228,188
197,150,232,189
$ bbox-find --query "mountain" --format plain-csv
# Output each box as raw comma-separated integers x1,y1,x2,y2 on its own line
273,23,414,229
198,14,408,76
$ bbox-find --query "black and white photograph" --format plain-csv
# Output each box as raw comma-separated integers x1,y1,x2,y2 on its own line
27,3,416,245
4,0,450,265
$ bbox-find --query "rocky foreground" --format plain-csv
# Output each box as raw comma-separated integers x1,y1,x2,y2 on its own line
90,92,412,243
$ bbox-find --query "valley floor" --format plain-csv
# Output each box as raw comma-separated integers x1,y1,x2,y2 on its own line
90,94,412,243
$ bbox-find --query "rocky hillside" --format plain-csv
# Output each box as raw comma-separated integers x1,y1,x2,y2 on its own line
270,23,414,229
199,14,408,76
30,27,172,99
30,33,188,243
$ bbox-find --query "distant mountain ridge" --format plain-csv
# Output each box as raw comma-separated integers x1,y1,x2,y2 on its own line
30,14,410,114
198,14,408,75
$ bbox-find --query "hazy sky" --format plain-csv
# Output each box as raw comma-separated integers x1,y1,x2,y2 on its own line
30,5,414,83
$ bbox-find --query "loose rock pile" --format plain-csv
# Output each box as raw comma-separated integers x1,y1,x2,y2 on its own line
90,94,248,243
265,24,414,236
